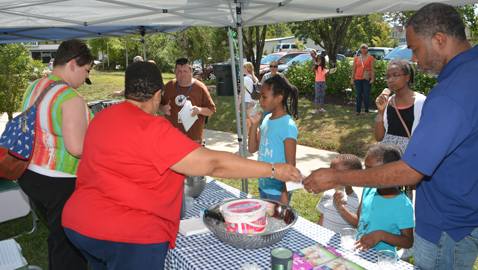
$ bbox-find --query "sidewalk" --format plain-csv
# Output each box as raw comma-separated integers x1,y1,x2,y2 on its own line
0,113,363,197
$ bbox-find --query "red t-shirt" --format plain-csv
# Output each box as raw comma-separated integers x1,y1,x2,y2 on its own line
354,55,373,80
62,102,200,248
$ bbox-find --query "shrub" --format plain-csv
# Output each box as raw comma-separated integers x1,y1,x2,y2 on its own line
286,58,437,104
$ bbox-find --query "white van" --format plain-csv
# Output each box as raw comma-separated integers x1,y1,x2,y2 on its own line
356,47,393,60
274,43,307,53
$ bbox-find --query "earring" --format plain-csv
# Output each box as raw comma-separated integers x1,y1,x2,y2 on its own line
156,102,159,105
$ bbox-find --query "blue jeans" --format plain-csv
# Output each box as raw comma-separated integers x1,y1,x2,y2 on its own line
258,188,292,205
65,228,169,270
354,79,371,113
415,227,478,270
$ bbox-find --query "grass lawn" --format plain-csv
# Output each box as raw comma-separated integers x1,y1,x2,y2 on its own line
2,70,476,269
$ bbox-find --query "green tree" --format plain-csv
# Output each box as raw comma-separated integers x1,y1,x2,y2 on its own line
88,33,178,72
0,43,44,120
294,40,306,51
171,27,229,77
290,17,354,68
266,23,293,39
206,28,230,65
346,14,392,50
242,26,267,75
384,4,478,39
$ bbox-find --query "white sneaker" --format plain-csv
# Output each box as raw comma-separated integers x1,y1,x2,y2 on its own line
398,247,414,260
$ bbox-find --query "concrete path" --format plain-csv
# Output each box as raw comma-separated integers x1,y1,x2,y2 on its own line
0,113,363,197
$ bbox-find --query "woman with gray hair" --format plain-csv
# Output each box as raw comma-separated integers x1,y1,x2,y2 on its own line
62,61,302,270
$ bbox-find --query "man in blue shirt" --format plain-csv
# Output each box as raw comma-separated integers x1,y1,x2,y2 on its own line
303,3,478,269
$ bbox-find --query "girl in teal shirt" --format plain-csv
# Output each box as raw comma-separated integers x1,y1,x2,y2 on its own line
247,75,299,205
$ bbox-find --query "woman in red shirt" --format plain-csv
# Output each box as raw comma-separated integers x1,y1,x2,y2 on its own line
62,61,302,270
350,43,375,116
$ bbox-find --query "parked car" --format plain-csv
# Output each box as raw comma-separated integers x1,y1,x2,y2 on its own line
259,51,308,80
280,53,346,75
356,47,393,60
273,43,307,53
193,65,214,81
340,47,356,57
383,45,413,61
48,58,54,71
278,53,313,73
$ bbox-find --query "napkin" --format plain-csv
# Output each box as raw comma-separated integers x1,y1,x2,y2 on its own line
286,180,304,191
285,173,307,191
179,218,210,236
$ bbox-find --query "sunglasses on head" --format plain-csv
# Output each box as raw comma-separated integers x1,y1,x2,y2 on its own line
270,65,278,68
69,48,91,62
176,58,189,65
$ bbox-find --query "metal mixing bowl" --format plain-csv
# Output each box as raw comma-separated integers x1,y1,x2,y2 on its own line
184,176,206,198
202,199,298,249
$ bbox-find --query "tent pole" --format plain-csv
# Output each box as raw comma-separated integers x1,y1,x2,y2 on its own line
142,41,146,60
126,42,129,67
238,26,248,194
141,26,146,60
228,28,244,159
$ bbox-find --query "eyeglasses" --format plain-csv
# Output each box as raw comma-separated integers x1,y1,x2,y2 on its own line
384,74,406,81
270,65,278,68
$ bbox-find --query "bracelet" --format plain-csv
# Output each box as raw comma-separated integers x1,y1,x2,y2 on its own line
271,162,275,179
375,114,383,122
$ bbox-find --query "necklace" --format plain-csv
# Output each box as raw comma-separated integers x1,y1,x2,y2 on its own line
175,80,194,106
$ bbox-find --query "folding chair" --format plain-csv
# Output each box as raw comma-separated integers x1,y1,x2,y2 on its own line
0,178,38,237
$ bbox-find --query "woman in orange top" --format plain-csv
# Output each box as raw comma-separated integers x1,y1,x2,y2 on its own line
310,51,329,114
350,43,375,116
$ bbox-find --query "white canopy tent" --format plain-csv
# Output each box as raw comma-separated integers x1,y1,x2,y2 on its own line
1,0,476,192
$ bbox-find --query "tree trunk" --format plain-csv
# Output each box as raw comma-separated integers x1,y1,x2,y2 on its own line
242,26,268,76
318,17,354,68
7,110,13,121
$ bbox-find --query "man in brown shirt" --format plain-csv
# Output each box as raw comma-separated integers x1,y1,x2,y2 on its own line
159,58,216,144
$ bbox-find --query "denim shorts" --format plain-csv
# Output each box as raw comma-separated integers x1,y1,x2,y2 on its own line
258,188,292,205
414,227,478,270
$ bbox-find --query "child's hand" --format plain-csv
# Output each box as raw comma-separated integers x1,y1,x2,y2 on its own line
333,191,346,212
375,94,388,111
354,231,384,251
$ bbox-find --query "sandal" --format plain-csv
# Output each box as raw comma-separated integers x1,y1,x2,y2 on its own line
353,112,360,116
364,112,369,116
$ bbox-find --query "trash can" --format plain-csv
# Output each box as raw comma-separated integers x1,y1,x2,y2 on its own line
213,63,236,96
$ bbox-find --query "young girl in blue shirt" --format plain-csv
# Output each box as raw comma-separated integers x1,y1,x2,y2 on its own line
247,75,299,205
335,144,415,253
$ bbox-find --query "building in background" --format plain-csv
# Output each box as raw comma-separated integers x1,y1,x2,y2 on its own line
25,43,59,64
391,25,473,46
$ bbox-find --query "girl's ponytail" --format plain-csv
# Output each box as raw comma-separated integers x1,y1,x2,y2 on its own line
264,75,299,120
